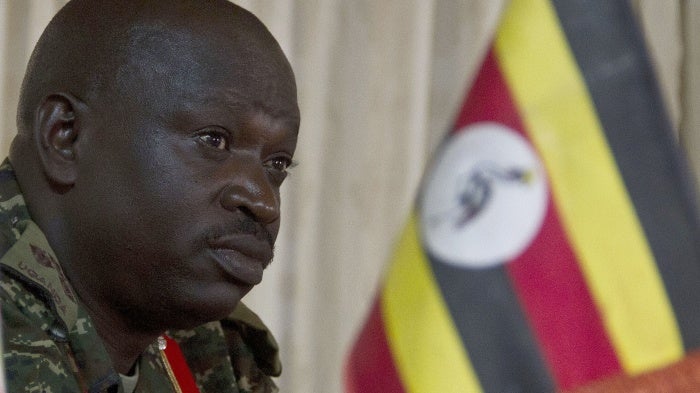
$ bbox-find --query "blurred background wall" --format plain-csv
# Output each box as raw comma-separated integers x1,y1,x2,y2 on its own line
1,1,697,392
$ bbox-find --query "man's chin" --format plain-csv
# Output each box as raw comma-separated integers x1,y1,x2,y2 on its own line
181,288,251,325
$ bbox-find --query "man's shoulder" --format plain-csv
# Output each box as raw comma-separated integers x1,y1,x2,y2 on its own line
0,159,29,257
220,304,281,393
1,274,82,392
0,267,54,324
223,302,281,377
169,303,280,393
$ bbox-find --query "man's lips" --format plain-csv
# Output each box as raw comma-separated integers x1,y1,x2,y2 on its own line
207,236,273,286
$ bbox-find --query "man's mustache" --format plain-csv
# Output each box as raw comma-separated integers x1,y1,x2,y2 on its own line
202,217,275,251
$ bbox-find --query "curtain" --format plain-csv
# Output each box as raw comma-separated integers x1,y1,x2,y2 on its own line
1,1,695,392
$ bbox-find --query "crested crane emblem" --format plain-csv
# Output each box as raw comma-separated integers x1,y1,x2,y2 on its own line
429,162,535,230
420,123,548,269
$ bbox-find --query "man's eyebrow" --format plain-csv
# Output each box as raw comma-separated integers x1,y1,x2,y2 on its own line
254,103,301,130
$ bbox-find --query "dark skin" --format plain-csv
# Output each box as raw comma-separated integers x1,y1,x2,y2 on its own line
10,0,299,374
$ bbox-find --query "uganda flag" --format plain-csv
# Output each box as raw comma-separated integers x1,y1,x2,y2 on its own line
344,0,700,392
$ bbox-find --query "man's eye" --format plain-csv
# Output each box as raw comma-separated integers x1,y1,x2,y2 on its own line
266,157,293,173
198,133,229,150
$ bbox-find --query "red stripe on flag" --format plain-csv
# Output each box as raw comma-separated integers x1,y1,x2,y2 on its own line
163,336,201,393
509,204,621,389
454,49,523,131
344,297,406,393
456,49,622,390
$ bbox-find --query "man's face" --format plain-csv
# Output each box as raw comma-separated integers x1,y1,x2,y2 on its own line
66,26,299,330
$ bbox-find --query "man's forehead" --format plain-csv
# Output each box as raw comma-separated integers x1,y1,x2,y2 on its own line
172,87,300,133
98,12,298,122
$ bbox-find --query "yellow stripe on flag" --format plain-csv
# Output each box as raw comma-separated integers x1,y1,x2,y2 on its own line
382,216,483,392
494,0,683,374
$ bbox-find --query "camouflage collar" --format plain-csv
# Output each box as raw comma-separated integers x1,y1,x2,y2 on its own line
0,160,79,332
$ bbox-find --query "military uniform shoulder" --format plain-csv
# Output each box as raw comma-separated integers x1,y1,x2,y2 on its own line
218,303,280,392
0,159,30,257
169,303,281,393
0,159,24,205
1,274,82,392
225,302,281,377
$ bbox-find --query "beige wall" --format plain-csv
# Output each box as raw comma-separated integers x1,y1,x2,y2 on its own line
1,2,698,392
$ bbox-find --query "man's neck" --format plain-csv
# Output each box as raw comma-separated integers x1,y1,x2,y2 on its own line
81,297,161,374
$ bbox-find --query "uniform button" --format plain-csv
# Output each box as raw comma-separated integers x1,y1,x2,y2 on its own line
48,323,68,342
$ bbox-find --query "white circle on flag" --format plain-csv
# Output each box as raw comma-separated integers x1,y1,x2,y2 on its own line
419,122,548,268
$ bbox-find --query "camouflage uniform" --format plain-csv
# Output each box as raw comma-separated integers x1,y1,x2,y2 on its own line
0,160,281,393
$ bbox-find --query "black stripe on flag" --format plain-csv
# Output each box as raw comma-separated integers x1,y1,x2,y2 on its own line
552,0,700,350
428,256,555,392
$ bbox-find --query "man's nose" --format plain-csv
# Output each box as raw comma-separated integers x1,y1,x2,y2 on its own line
219,166,280,224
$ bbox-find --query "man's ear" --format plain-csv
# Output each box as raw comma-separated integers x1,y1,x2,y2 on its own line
35,94,85,187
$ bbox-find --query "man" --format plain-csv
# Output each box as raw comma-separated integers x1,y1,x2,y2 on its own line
1,0,299,392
